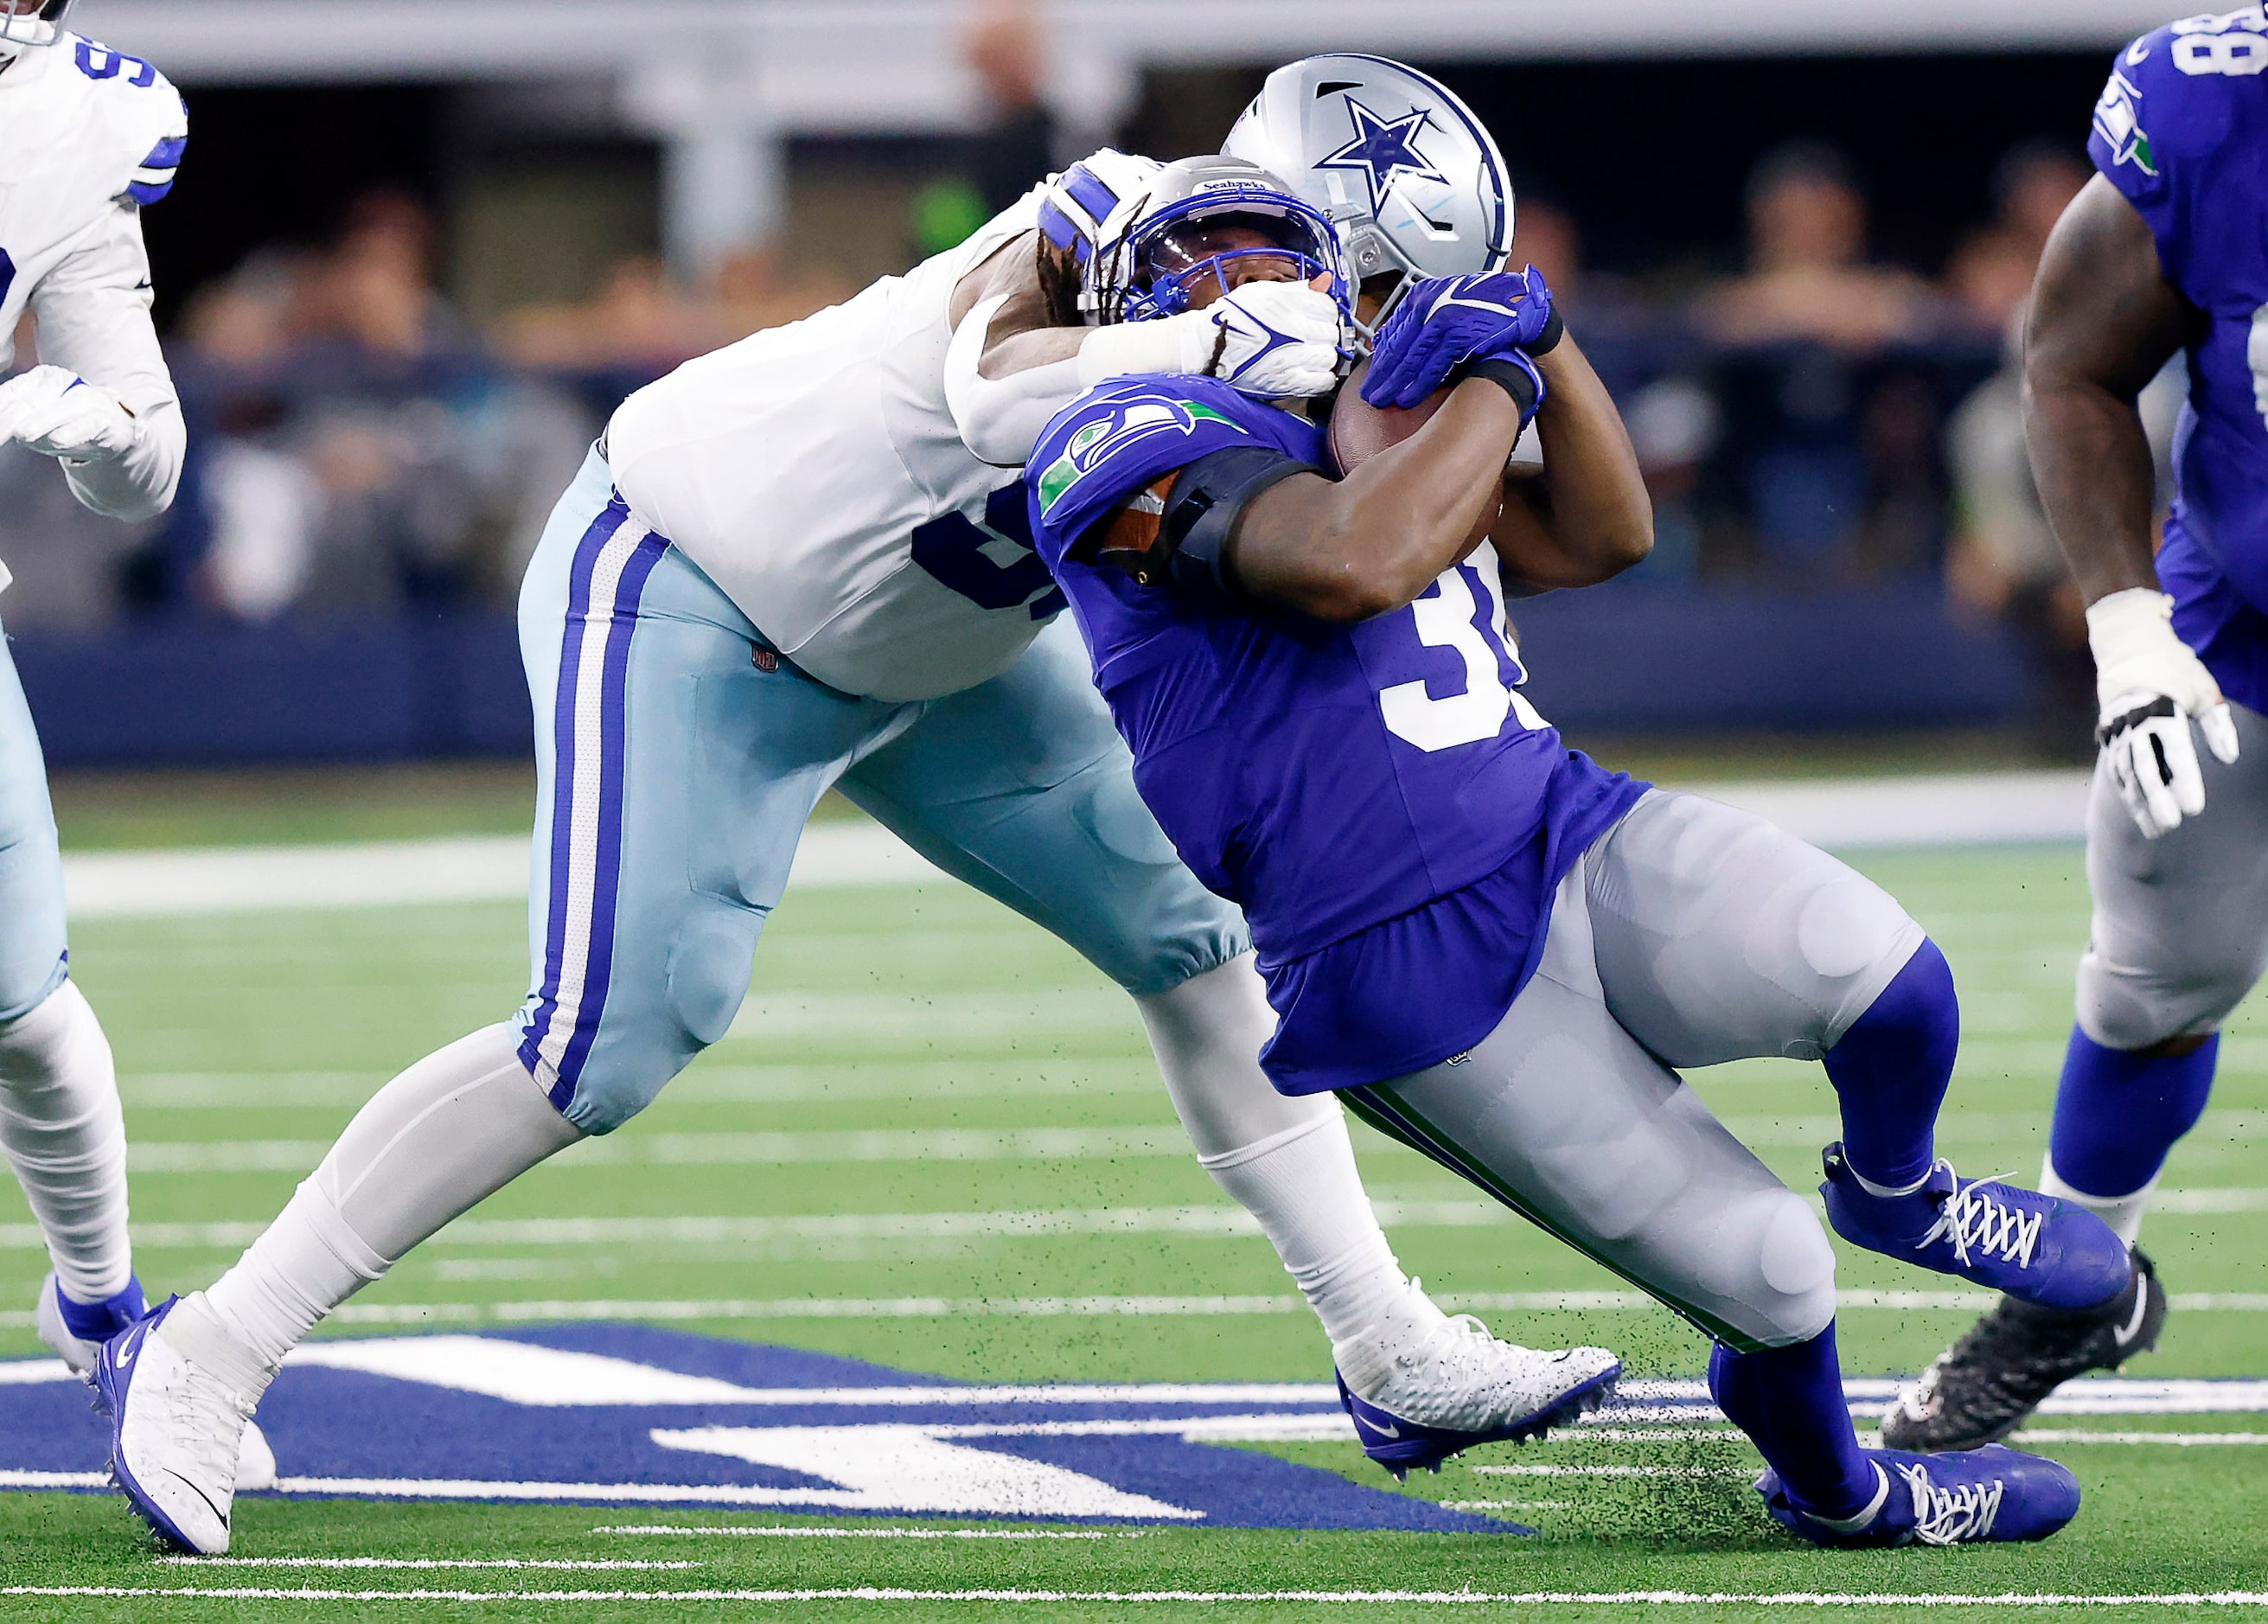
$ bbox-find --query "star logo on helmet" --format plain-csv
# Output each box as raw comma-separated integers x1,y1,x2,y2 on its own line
1314,98,1447,215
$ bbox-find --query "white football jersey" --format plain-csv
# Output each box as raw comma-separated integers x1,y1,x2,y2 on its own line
606,194,1070,703
0,35,182,381
0,34,188,583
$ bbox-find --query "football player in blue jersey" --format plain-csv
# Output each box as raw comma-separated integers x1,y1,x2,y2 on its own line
1019,156,2138,1545
1887,10,2268,1452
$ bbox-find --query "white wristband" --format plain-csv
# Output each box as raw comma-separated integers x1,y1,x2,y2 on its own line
1076,314,1210,389
2085,587,2198,708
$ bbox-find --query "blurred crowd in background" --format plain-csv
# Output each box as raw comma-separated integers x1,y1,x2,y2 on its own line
0,7,2178,752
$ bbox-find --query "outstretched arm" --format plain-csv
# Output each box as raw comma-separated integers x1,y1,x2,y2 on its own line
2023,174,2193,604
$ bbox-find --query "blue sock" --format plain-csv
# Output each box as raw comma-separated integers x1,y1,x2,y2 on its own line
1709,1321,1877,1520
2049,1026,2218,1198
1822,938,1957,1191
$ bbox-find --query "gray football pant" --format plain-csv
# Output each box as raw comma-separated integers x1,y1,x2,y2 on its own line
1346,789,1927,1353
2079,700,2268,1050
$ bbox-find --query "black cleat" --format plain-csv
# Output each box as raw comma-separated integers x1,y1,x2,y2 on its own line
1882,1250,2166,1453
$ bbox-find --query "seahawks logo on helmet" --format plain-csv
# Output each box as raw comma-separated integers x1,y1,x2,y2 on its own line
1038,396,1248,515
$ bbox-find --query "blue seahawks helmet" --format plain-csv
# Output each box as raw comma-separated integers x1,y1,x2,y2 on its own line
1224,54,1514,336
1082,154,1356,336
0,0,79,49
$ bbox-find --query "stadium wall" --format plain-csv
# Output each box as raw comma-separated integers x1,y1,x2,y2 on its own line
12,590,2031,767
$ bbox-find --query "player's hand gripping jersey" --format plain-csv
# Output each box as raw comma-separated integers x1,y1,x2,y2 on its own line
605,194,1069,704
1025,374,1645,1092
2091,9,2268,708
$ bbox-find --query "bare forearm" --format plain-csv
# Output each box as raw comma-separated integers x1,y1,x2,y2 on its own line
2023,373,2163,603
2022,176,2193,608
1233,381,1524,621
1492,336,1651,589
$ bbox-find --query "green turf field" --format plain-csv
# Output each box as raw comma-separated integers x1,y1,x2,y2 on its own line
1,835,2263,1620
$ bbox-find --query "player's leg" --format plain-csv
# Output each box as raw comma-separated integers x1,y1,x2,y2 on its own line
2054,701,2268,1235
1584,790,2130,1313
0,622,140,1355
839,622,1613,1440
1349,862,2080,1545
105,452,874,1552
1888,702,2268,1451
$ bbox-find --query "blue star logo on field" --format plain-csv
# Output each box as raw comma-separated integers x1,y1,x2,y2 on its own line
1314,99,1448,216
0,1327,1504,1531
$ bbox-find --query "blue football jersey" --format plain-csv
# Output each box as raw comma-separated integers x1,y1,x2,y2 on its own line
1026,374,1645,1090
2092,10,2268,707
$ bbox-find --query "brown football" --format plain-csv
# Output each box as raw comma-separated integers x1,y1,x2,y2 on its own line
1328,357,1504,553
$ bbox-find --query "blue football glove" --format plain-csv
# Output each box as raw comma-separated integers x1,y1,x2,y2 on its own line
1362,267,1562,410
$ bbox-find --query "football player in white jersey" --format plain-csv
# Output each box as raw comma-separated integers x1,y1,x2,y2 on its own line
99,61,1613,1554
0,0,273,1485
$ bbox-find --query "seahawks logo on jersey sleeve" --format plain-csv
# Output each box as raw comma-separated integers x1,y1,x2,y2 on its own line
2093,68,2156,176
1035,393,1249,521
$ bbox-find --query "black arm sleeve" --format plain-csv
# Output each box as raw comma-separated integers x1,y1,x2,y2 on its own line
1155,446,1319,601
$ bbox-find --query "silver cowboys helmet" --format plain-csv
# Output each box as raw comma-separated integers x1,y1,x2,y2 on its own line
1224,54,1514,336
0,0,79,51
1081,153,1358,338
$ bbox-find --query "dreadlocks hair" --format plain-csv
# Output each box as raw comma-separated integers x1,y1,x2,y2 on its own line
1036,235,1085,329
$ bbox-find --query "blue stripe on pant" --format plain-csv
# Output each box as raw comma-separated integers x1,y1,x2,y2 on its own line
514,448,1246,1135
518,489,672,1108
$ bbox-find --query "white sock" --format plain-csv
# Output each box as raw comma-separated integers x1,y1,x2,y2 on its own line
192,1024,582,1397
1136,956,1409,1349
0,981,131,1304
2041,1153,2156,1249
1198,1115,1411,1346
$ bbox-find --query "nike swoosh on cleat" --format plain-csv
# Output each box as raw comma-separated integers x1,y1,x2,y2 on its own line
165,1470,229,1534
2112,1283,2151,1347
1369,1420,1401,1439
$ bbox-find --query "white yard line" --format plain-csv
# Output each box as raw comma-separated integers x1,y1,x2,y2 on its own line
591,1525,1147,1540
161,1558,699,1570
59,771,2092,924
9,1585,2268,1606
13,1288,2265,1336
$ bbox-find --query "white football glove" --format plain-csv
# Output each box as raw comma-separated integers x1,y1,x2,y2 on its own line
2088,586,2240,839
1198,280,1345,399
0,365,140,466
1075,282,1345,399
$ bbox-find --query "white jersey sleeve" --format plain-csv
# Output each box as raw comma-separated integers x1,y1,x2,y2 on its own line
0,34,188,521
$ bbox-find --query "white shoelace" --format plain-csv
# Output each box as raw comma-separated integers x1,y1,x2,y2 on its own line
1896,1459,2004,1545
1913,1162,2042,1270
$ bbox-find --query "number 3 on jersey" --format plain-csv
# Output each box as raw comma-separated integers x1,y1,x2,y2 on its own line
911,482,1066,619
1378,547,1548,753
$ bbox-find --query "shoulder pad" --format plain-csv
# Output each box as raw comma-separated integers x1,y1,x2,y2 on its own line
2092,14,2264,191
67,36,188,207
1029,376,1275,550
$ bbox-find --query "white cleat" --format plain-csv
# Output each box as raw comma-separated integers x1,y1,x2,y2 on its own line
94,1298,252,1555
1333,1278,1622,1478
38,1275,278,1493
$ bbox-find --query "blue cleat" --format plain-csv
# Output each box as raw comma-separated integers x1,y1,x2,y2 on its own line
34,1271,147,1376
1335,1345,1621,1480
1760,1443,2081,1548
1821,1142,2131,1311
94,1296,249,1554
